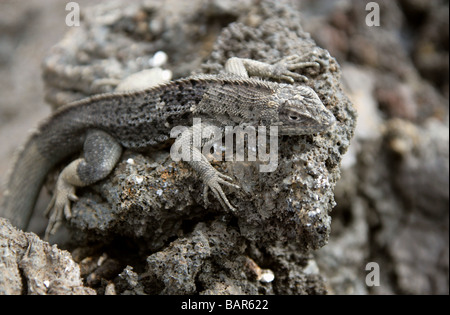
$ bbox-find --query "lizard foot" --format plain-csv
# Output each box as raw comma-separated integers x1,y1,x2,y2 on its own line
203,169,240,212
271,54,322,83
44,178,79,239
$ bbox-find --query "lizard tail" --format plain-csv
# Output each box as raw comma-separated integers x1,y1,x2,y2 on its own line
0,137,58,230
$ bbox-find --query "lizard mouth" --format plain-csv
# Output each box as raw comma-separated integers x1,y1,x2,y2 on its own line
278,126,318,135
278,116,336,135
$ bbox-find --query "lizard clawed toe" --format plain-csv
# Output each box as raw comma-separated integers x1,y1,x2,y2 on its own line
44,180,78,238
271,54,324,82
283,55,321,69
271,63,308,83
202,169,239,212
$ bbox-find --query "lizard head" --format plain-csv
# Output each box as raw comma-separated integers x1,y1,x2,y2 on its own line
272,85,336,135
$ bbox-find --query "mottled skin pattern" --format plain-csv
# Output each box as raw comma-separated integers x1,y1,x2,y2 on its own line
0,56,336,237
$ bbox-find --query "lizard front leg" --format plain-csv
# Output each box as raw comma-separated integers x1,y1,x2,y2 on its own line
224,55,321,82
172,124,239,212
189,151,239,211
45,129,122,237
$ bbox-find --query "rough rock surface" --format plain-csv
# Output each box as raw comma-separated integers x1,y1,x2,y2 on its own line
0,218,95,295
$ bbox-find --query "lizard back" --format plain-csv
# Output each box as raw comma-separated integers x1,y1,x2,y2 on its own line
37,75,278,153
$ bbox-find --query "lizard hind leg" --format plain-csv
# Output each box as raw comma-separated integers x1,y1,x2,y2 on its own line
44,130,122,238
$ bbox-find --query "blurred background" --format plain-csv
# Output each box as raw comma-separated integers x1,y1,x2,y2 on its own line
299,0,449,295
0,0,448,294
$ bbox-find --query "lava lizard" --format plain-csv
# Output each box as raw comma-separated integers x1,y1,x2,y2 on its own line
0,56,336,237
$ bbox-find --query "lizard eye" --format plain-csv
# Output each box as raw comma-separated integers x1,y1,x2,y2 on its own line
289,115,299,121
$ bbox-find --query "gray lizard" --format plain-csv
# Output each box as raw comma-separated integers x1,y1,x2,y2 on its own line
0,56,336,237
